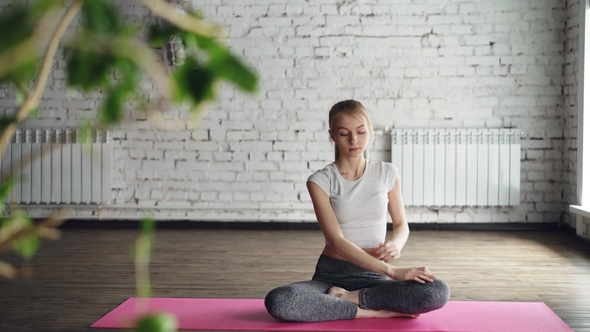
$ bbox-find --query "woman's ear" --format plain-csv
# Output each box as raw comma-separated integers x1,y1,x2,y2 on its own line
328,129,333,141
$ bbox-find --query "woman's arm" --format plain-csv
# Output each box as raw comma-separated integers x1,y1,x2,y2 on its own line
375,177,410,262
307,181,396,278
389,177,410,249
373,177,437,283
308,180,435,283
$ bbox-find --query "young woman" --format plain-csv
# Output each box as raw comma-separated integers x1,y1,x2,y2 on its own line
264,100,450,322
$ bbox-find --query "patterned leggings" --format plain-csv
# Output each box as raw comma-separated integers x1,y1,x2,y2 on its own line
264,254,450,322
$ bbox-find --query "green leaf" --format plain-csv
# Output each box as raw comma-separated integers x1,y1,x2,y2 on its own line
13,233,40,260
115,58,140,91
0,176,13,214
0,54,38,85
185,34,258,93
172,58,216,105
136,313,178,332
10,214,39,260
147,24,181,49
181,32,199,52
65,48,115,91
82,0,121,34
0,116,17,131
99,89,124,124
98,58,140,125
209,53,258,92
191,33,224,56
28,0,63,17
0,2,45,84
0,176,13,198
0,5,34,54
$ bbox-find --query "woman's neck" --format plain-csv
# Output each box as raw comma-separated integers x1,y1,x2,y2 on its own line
335,157,367,181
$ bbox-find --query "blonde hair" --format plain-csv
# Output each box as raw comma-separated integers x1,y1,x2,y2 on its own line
328,100,374,161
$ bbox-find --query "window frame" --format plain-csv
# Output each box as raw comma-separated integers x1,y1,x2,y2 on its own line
571,0,590,233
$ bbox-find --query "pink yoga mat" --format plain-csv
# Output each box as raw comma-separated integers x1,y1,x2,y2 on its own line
91,298,573,331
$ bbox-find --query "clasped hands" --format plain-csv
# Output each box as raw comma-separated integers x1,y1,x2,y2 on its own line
366,241,400,263
366,241,436,284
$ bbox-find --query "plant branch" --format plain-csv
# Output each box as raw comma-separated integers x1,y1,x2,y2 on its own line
136,0,225,38
0,261,17,279
0,1,82,164
0,210,65,253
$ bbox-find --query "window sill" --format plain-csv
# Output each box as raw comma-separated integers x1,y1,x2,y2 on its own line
570,205,590,219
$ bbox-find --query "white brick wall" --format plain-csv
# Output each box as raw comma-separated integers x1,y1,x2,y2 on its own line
0,0,579,223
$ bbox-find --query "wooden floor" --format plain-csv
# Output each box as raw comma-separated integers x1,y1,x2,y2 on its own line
0,228,589,331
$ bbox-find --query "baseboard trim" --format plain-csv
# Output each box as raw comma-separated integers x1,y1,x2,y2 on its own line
59,219,321,230
408,222,560,231
59,220,561,231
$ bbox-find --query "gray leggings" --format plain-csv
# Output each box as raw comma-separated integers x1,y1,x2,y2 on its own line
265,255,450,322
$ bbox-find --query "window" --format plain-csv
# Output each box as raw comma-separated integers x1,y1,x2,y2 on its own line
571,0,590,231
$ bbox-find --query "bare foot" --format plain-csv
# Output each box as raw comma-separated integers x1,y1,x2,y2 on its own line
327,286,348,297
327,287,359,305
357,309,420,319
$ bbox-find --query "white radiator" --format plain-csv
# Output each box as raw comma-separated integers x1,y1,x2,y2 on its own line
0,128,112,204
391,128,520,207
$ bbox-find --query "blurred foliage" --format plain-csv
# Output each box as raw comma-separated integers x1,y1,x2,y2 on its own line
136,312,178,332
0,0,258,261
134,218,155,298
149,24,258,104
2,211,40,259
0,1,258,329
0,3,38,85
1,0,258,126
63,0,257,125
133,218,179,332
82,0,121,34
0,178,63,278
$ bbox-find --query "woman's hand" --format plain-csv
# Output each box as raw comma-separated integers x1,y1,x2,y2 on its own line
393,267,436,284
375,241,401,262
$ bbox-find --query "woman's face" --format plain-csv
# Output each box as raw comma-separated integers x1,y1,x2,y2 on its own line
330,112,370,160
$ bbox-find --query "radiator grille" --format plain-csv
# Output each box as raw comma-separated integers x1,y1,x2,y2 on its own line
0,128,112,204
391,128,520,207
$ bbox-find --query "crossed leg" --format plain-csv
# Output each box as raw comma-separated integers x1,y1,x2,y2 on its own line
338,278,450,315
327,286,419,319
265,278,449,322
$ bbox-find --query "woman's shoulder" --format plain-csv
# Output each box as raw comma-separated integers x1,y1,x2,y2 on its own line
307,163,336,183
307,163,336,196
367,160,398,173
367,160,399,190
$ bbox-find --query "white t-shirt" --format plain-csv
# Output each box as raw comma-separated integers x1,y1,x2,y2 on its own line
307,160,399,248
